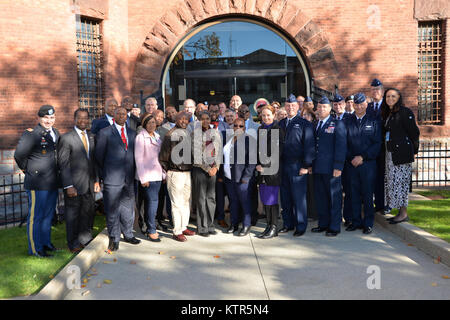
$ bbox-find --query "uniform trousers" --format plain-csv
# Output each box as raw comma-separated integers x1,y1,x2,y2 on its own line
342,162,353,223
280,162,308,232
214,178,226,221
64,192,95,250
350,161,376,228
103,183,135,242
26,189,58,255
314,173,342,232
166,171,191,235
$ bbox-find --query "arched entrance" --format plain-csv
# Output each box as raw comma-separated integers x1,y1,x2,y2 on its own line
162,18,310,112
132,0,340,109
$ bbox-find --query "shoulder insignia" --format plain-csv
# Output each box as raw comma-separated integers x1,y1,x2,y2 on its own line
26,128,33,132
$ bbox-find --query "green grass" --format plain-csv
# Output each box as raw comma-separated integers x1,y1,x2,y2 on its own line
400,194,450,243
414,189,450,199
0,215,106,299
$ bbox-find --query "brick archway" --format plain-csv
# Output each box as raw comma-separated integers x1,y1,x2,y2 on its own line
132,0,339,99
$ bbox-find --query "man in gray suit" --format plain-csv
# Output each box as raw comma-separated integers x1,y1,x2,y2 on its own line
58,108,100,252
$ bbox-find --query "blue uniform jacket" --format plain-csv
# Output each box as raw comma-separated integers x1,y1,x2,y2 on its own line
346,114,382,162
313,117,347,175
95,125,136,186
366,102,382,120
279,115,315,169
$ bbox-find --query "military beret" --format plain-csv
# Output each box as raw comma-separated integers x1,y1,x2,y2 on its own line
285,94,297,103
371,78,382,87
333,94,344,103
354,92,366,104
319,96,331,105
345,95,354,102
38,105,55,117
304,96,312,102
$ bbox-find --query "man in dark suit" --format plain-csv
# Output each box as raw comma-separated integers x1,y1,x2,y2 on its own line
279,94,316,237
121,96,140,131
58,108,100,253
333,94,352,226
14,105,60,257
95,106,140,251
345,93,382,235
367,78,386,214
91,98,118,135
312,96,347,237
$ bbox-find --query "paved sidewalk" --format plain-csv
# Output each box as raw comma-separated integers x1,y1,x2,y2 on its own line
64,220,450,300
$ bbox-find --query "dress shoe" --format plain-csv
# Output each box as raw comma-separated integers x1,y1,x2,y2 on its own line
311,227,328,233
208,230,218,235
278,227,294,234
108,238,118,251
182,229,196,236
70,247,83,253
199,232,210,237
345,224,363,231
44,243,57,252
326,230,339,237
293,230,305,237
251,219,258,226
33,250,53,258
173,234,187,242
124,237,141,245
256,225,271,238
261,225,278,239
145,233,161,242
363,227,373,234
226,225,239,234
343,221,351,227
389,216,409,224
237,226,251,236
156,220,168,232
217,219,229,229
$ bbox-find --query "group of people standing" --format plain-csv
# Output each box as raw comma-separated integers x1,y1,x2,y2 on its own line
14,78,420,258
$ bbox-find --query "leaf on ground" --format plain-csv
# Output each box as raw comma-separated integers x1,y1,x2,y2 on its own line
105,249,112,255
83,278,88,284
91,268,97,272
146,276,151,280
113,258,117,262
49,274,54,279
81,284,86,288
103,279,112,284
442,275,449,279
102,260,111,264
433,256,441,264
214,255,221,258
170,256,176,259
431,282,438,287
407,243,414,246
130,260,137,265
158,251,165,255
96,283,102,288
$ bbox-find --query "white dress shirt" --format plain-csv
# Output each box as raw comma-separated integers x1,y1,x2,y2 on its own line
223,138,233,180
114,122,128,145
316,115,330,131
74,126,89,157
106,114,114,125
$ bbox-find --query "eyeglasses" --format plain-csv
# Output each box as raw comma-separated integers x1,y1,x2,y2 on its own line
234,124,245,128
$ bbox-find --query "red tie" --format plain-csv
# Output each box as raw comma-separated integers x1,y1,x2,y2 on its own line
121,127,127,150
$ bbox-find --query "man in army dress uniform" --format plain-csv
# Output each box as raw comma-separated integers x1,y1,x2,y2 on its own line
14,105,60,257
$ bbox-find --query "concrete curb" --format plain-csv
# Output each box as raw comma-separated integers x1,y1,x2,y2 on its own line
375,212,450,268
33,229,109,300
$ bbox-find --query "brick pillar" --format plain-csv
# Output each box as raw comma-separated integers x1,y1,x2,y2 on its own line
443,19,450,127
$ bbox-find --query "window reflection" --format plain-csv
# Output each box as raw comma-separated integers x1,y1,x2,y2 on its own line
164,21,307,113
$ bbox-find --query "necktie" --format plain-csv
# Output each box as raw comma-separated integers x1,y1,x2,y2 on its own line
317,120,323,133
121,127,128,150
80,131,88,154
357,118,362,127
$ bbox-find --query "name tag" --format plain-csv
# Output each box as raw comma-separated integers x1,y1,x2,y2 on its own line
385,131,390,141
364,125,373,132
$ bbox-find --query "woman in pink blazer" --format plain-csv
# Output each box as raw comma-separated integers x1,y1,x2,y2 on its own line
135,113,165,242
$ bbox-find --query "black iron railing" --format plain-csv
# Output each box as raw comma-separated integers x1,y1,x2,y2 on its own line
0,174,28,228
412,141,450,187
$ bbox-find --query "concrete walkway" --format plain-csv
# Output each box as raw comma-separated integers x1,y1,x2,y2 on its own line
63,219,450,300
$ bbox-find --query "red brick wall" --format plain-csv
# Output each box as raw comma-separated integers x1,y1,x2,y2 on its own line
1,0,449,154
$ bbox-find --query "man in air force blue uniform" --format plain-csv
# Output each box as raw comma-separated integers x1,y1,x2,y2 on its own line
345,93,382,234
279,94,315,237
312,96,347,236
14,105,60,257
